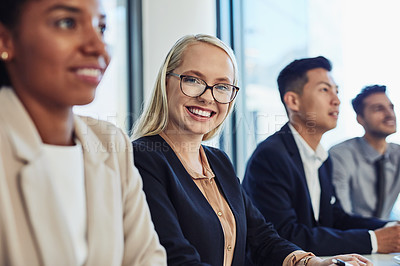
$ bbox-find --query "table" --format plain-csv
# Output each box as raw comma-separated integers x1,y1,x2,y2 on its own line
364,253,399,265
323,253,399,266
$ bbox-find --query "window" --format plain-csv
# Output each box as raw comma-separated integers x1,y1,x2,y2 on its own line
241,0,400,218
240,0,400,175
74,0,129,130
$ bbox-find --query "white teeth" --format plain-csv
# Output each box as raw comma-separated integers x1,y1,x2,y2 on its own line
384,120,396,125
189,107,212,117
76,68,101,77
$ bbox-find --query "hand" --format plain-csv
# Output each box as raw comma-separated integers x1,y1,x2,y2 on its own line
309,254,372,266
374,224,400,253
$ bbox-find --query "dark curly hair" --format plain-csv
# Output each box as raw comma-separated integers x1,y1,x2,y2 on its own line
352,85,387,116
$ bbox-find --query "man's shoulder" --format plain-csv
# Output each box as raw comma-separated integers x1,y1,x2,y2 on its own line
329,137,360,153
256,129,288,152
249,128,294,166
387,142,400,157
388,142,400,149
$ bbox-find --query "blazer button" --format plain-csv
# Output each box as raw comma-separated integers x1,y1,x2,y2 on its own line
330,196,336,204
217,211,222,216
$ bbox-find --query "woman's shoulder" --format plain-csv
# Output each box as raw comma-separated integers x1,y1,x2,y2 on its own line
132,134,161,146
132,135,172,154
74,115,138,163
75,115,127,145
132,135,178,169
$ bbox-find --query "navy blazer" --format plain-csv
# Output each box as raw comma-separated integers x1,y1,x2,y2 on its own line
242,123,386,256
133,135,300,266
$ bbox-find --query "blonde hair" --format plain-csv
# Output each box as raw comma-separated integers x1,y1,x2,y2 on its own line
131,34,239,141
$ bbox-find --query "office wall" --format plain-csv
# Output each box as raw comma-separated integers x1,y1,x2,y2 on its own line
142,0,216,100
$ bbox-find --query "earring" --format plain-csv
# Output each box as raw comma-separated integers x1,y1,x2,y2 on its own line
1,51,9,60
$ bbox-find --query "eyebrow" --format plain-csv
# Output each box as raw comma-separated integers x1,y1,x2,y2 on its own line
46,4,106,20
184,70,233,84
47,4,81,13
317,81,339,90
369,103,394,108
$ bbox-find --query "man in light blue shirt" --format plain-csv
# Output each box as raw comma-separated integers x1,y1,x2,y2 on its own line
330,85,400,219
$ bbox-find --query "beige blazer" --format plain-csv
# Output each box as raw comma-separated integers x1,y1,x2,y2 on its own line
0,87,166,266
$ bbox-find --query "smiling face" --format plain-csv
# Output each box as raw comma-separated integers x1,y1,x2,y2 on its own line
292,68,340,135
2,0,109,110
164,42,234,139
358,92,396,139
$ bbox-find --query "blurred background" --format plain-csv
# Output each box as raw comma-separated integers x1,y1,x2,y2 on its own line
74,0,400,182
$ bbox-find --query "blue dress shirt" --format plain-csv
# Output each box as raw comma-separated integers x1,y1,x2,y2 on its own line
329,137,400,219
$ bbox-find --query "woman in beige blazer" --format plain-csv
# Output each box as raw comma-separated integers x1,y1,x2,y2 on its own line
0,0,166,265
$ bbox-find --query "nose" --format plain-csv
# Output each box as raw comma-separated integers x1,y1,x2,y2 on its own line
197,86,215,103
385,106,396,118
332,92,340,106
81,23,110,65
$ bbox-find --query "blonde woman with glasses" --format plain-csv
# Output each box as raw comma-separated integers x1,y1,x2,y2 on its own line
131,34,371,266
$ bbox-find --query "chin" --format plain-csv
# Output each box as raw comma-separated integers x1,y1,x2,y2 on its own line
73,95,96,106
323,123,337,132
385,130,396,136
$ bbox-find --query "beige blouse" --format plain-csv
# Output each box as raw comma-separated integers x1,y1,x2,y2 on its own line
160,133,314,266
160,133,236,266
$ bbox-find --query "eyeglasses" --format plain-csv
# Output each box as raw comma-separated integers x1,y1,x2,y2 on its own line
167,73,239,104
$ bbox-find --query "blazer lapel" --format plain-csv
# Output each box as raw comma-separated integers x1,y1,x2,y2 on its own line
157,135,218,213
317,160,334,225
74,116,122,266
280,123,306,177
280,123,316,223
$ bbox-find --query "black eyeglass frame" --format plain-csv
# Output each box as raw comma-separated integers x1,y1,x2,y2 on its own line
167,72,239,104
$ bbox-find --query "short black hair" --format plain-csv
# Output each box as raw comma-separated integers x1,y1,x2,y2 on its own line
352,85,387,116
277,56,332,105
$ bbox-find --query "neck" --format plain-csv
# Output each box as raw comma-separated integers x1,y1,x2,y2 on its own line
18,93,75,146
363,134,387,155
290,121,323,151
162,130,203,170
35,112,75,145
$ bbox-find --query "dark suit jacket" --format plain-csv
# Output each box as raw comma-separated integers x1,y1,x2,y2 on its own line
133,135,300,266
242,123,386,255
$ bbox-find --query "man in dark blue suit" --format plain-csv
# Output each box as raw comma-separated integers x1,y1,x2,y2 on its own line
242,56,400,256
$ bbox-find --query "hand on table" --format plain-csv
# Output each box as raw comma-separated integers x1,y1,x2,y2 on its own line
375,224,400,253
308,254,372,266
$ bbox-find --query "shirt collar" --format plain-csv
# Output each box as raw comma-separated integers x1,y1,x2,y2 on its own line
289,123,328,165
160,132,215,180
359,137,387,163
